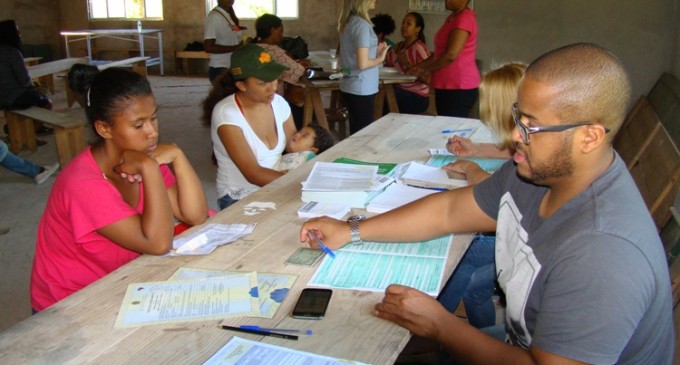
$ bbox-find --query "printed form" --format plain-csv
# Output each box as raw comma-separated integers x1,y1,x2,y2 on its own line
169,267,296,319
115,272,259,327
308,235,452,295
204,336,369,365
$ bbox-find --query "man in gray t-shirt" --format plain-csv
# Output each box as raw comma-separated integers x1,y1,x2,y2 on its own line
300,43,674,364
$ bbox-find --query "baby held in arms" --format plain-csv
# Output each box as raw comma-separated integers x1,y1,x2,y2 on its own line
275,123,334,171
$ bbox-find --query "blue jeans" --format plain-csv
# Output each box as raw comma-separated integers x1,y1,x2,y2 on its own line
218,193,239,210
0,140,41,178
437,234,496,328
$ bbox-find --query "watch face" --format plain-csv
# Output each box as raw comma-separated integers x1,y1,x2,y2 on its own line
348,215,366,222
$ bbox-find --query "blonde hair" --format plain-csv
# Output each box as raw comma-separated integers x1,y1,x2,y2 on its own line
478,62,527,149
338,0,373,32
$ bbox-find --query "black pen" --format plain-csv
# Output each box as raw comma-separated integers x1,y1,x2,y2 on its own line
221,325,299,340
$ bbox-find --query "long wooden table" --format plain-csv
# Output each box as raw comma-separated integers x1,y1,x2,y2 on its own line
0,113,486,364
61,29,164,75
303,74,416,135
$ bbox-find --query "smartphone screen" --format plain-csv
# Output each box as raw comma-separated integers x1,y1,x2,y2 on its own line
292,288,332,319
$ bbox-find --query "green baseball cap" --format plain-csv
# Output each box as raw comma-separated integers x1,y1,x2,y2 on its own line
231,44,288,82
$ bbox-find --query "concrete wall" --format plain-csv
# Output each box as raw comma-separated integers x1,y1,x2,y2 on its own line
672,0,680,77
1,0,677,96
375,0,677,101
0,0,61,55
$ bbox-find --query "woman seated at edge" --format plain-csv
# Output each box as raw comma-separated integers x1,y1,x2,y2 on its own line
31,68,208,312
384,12,431,115
202,43,296,210
436,62,527,329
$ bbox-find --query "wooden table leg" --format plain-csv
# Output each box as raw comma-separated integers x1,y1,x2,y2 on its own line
310,88,330,131
39,75,55,95
303,87,314,127
384,84,399,113
374,86,386,121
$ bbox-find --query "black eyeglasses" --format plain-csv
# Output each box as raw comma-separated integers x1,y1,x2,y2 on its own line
512,102,609,145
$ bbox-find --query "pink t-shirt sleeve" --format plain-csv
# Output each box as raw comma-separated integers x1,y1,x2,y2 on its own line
70,164,176,242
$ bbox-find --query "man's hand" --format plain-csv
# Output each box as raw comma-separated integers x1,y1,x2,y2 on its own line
374,284,452,339
300,216,352,250
446,135,479,157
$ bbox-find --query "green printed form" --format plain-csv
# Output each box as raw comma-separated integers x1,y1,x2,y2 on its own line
308,235,452,295
426,155,507,172
333,157,397,175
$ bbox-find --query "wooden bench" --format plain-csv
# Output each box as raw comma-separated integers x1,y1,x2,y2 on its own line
65,56,150,108
174,50,210,75
23,57,42,66
4,107,86,166
614,96,663,169
27,57,88,94
648,72,680,147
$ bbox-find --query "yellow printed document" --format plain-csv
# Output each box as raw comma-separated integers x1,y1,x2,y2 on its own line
115,272,259,327
169,267,297,318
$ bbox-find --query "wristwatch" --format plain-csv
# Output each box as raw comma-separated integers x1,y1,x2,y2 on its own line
348,215,367,244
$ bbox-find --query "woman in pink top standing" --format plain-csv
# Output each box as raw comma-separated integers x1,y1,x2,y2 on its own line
409,0,479,117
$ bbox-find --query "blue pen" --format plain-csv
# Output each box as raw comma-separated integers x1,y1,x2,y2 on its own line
307,230,336,259
240,325,313,335
441,128,473,134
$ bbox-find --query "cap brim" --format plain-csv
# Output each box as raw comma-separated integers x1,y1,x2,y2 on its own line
258,62,289,82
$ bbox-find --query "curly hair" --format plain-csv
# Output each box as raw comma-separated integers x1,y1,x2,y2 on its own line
201,71,238,126
371,13,396,38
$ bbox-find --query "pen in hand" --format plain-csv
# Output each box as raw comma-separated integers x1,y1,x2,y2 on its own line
307,230,336,259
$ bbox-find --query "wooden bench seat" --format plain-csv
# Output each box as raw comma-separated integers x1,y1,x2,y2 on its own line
97,56,149,76
4,107,86,166
174,50,210,75
27,57,88,94
65,56,150,108
648,72,680,147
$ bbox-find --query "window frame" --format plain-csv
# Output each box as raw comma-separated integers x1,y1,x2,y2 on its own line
87,0,164,21
205,0,298,20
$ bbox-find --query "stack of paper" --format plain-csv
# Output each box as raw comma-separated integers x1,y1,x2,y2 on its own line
332,157,397,175
400,162,468,190
301,162,394,208
366,183,438,213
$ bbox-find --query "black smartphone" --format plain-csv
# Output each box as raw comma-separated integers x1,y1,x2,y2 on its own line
291,288,332,319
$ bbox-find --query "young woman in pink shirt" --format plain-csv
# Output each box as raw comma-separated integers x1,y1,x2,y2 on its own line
30,68,208,312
